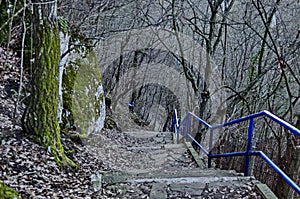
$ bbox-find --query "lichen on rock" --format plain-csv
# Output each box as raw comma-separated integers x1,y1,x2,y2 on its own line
62,48,105,137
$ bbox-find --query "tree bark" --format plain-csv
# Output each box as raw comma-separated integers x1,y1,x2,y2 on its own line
22,0,76,168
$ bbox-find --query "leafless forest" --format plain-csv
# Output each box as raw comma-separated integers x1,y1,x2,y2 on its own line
1,0,299,197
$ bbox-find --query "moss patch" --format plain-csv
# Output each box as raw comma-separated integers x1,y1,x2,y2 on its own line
61,62,78,130
68,50,104,136
0,180,21,199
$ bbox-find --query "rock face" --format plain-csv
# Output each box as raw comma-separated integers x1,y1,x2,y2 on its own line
60,33,105,136
68,50,106,136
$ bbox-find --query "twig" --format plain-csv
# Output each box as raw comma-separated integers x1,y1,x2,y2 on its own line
14,0,26,119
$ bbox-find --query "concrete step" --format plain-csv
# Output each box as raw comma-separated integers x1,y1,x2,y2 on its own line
123,130,173,146
99,130,275,198
123,130,173,140
109,148,195,171
103,168,241,184
102,169,260,199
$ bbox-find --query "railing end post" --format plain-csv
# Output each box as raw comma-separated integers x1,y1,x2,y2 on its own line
208,152,212,168
245,118,255,176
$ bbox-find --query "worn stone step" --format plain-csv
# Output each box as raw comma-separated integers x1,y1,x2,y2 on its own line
124,143,186,151
102,168,241,184
102,172,260,198
133,168,240,179
109,142,195,172
99,130,276,198
124,130,173,140
127,176,254,184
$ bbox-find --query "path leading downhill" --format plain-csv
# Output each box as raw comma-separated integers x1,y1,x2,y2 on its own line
88,129,266,199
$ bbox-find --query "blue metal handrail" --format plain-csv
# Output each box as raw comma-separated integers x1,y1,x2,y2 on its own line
172,109,300,195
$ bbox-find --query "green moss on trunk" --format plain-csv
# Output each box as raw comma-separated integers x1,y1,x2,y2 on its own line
22,22,76,168
0,180,21,199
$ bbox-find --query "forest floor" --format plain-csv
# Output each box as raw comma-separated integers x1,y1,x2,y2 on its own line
1,46,263,198
0,46,103,198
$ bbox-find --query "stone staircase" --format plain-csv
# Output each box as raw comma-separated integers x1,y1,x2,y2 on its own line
97,130,276,198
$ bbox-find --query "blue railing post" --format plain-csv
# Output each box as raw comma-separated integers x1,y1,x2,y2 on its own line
187,113,191,139
172,109,179,143
208,129,213,168
175,122,178,144
245,118,254,176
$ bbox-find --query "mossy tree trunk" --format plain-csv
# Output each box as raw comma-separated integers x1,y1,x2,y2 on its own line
22,0,76,168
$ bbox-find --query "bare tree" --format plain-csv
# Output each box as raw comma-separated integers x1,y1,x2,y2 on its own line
59,0,299,196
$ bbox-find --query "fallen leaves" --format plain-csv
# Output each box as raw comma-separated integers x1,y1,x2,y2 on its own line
0,47,105,198
0,135,104,198
0,46,24,133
